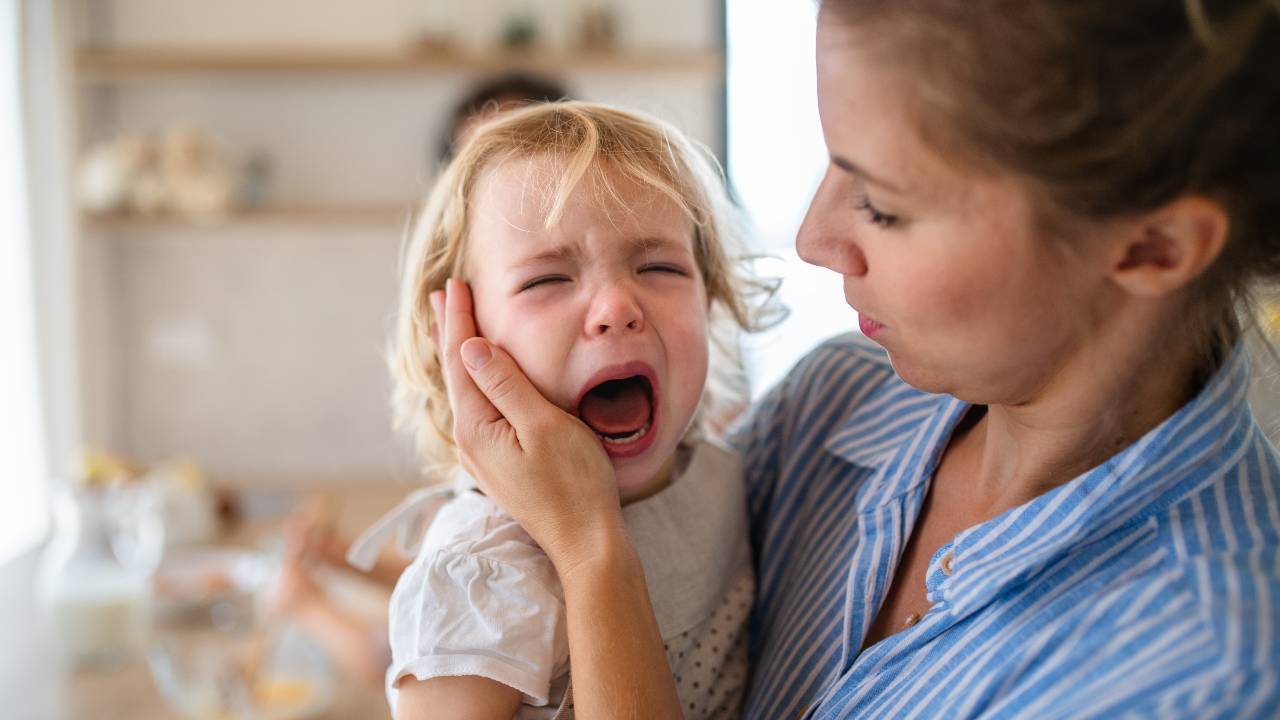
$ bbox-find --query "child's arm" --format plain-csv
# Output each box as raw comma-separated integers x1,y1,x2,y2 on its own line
396,676,522,720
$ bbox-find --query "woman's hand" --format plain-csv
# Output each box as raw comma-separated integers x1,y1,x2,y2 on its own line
432,278,684,719
432,278,625,574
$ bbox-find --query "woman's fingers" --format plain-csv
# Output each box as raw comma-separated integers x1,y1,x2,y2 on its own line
440,278,505,438
459,338,566,445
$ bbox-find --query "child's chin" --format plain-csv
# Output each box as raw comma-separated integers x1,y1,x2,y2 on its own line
613,460,668,506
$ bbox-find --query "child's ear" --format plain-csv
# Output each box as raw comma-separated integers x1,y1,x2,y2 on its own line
1105,195,1230,297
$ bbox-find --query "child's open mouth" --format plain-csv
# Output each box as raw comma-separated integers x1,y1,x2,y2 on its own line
576,369,659,459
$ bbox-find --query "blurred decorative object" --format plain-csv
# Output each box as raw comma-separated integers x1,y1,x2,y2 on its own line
159,125,237,223
153,459,221,548
80,450,220,548
40,478,163,669
80,448,146,486
577,3,618,50
76,125,240,223
411,0,465,54
409,33,458,56
239,149,274,211
76,134,150,214
501,10,540,50
149,547,334,719
129,164,168,216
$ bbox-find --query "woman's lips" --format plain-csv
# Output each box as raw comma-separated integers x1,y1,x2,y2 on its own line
859,313,885,338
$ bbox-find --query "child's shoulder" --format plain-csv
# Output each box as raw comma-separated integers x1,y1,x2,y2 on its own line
419,490,553,572
388,489,563,615
350,483,558,587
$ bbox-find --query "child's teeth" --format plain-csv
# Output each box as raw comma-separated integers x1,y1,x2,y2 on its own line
599,418,652,445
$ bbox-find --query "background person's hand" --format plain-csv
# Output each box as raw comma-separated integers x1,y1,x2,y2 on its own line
432,278,626,573
281,496,348,569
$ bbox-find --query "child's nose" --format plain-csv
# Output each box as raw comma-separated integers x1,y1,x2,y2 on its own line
585,285,645,336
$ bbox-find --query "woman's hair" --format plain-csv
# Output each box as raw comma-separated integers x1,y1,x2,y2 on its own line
823,0,1280,374
436,72,570,163
393,101,778,474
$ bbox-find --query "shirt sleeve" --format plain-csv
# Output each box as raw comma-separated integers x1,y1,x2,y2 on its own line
385,509,568,709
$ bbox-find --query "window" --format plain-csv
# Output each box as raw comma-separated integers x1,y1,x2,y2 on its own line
1,0,50,564
726,0,857,397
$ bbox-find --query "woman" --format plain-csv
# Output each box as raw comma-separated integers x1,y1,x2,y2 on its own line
433,1,1280,717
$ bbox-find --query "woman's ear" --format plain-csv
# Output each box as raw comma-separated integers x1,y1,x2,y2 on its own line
1106,195,1230,297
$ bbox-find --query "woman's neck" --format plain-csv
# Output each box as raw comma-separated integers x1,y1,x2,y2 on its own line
960,311,1207,515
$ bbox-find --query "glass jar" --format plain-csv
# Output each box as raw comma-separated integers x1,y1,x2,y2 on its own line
40,481,163,668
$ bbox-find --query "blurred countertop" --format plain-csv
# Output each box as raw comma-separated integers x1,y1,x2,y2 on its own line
2,482,412,719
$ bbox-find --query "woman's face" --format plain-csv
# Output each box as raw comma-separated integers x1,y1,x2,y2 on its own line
799,14,1116,404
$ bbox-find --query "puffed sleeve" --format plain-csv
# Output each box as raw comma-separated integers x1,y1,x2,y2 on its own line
385,493,569,709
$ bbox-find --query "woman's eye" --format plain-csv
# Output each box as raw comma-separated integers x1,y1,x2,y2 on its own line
638,264,689,276
520,275,570,292
854,194,900,229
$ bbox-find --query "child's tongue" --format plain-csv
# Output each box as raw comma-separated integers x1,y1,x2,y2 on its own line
579,379,651,435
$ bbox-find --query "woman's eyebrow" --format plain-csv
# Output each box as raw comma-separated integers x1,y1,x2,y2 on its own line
830,154,908,195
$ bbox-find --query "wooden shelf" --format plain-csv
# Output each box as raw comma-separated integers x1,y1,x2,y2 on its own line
82,204,413,230
76,47,724,81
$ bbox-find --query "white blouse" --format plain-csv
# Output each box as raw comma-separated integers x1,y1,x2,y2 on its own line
347,440,754,719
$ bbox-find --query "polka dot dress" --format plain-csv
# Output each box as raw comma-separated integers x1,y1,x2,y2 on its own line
663,565,754,719
544,441,756,720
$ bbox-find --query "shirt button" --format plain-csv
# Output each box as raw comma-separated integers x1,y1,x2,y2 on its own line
940,551,955,576
902,612,921,629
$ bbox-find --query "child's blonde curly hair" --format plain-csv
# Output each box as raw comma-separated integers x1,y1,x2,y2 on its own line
390,101,778,475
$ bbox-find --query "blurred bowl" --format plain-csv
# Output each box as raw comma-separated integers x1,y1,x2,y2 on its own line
147,546,334,719
152,547,265,620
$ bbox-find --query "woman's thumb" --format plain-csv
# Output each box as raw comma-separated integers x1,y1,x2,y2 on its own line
460,338,549,429
460,337,494,370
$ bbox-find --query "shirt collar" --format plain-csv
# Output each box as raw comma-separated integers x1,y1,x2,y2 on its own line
624,440,750,640
824,366,967,512
936,344,1256,615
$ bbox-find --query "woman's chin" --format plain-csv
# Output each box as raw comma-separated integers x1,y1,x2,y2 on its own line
887,354,952,396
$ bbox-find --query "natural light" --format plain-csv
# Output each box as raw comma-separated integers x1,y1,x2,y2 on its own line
726,0,857,398
1,0,50,564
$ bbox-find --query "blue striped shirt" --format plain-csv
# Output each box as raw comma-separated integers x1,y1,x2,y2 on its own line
728,333,1280,719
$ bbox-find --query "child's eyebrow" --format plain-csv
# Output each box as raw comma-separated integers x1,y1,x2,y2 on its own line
630,236,691,255
509,243,578,269
507,236,691,271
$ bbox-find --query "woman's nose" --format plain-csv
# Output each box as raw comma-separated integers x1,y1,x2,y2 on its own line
585,285,645,336
796,172,869,277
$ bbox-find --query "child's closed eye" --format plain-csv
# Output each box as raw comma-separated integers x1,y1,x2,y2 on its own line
519,275,571,292
638,263,690,277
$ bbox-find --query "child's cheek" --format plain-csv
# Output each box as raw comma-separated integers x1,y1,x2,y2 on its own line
493,308,575,407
